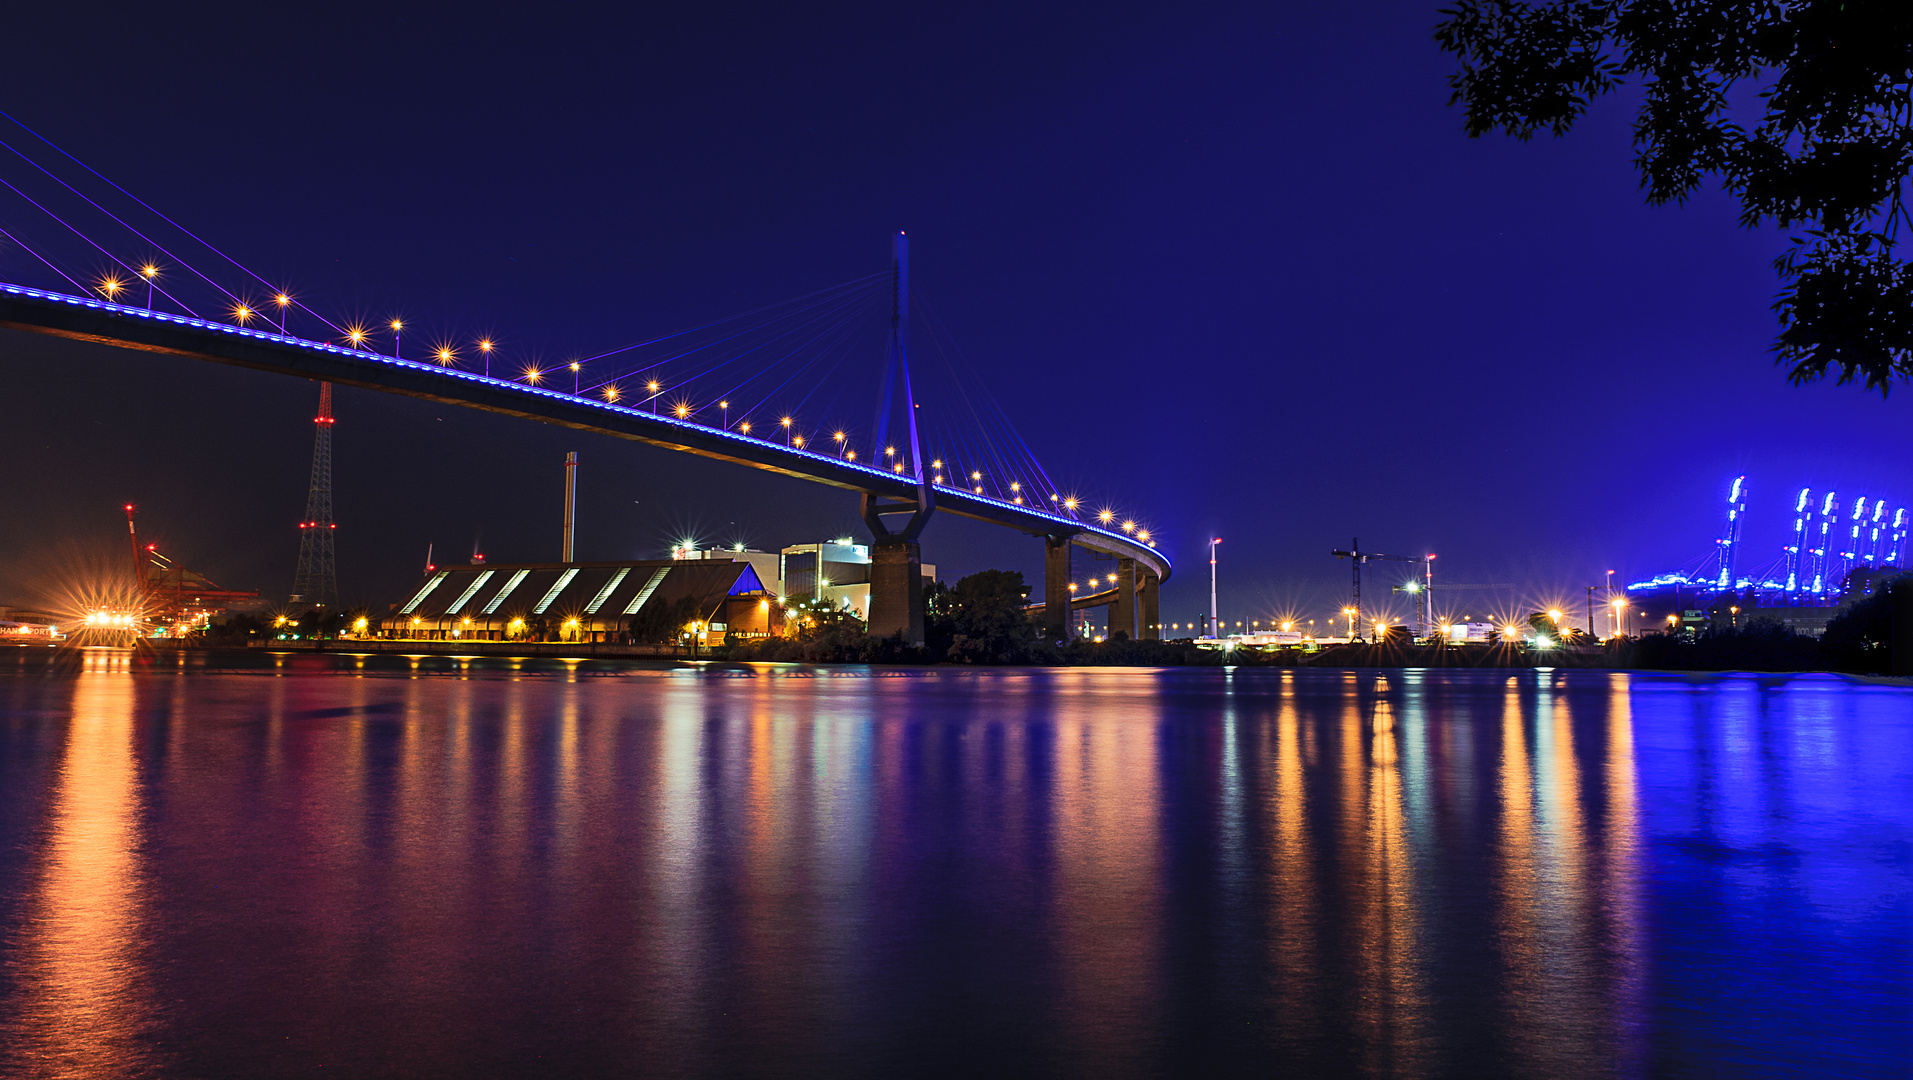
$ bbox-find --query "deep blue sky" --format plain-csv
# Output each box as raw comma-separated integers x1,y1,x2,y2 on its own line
0,1,1906,626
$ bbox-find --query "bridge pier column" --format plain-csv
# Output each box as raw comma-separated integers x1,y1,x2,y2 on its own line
867,539,925,646
1043,536,1072,641
1110,557,1137,640
1139,569,1160,639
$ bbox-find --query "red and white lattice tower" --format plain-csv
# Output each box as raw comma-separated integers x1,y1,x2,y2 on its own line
289,382,338,609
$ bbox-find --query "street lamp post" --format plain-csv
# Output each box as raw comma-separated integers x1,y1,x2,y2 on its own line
1209,538,1221,639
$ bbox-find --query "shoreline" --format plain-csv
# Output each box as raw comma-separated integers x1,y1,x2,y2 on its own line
6,640,1895,677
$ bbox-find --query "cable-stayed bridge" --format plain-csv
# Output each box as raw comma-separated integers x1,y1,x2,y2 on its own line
0,118,1167,644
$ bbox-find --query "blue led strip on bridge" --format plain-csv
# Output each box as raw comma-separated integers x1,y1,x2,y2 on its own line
0,280,1168,573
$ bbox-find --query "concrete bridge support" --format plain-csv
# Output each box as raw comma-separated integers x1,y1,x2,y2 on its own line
1139,568,1160,639
868,540,925,645
1044,536,1072,641
1109,557,1137,640
861,490,933,647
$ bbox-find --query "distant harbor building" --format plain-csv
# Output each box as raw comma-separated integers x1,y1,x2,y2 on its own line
671,544,783,598
0,606,63,640
375,532,941,645
777,540,935,620
1444,622,1496,644
381,557,778,645
666,540,936,619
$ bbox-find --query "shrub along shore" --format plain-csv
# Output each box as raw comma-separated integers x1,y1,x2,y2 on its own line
727,570,1906,676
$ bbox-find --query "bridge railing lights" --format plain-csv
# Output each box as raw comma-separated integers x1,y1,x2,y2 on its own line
7,281,1173,573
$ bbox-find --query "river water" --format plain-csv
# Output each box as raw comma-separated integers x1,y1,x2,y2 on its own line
0,649,1906,1078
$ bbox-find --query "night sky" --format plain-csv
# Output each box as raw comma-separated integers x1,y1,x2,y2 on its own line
1,1,1907,626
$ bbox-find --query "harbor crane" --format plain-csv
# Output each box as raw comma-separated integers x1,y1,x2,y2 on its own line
1331,539,1428,640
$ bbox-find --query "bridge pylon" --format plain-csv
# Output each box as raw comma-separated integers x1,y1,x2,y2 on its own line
1109,557,1137,640
863,232,934,645
1139,567,1160,639
1042,535,1074,640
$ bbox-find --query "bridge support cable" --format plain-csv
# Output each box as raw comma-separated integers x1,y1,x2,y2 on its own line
0,169,198,317
707,290,886,432
578,276,885,403
573,271,887,366
0,110,347,334
0,125,1110,531
0,128,339,330
0,278,1170,589
915,295,1063,508
0,121,1084,526
0,147,1177,596
0,222,84,293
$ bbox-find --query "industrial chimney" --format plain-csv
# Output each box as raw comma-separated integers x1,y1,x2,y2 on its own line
562,452,577,562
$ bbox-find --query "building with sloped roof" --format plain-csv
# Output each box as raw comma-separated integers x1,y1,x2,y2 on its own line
379,558,779,645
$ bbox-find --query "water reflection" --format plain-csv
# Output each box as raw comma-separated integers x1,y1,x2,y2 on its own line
1349,677,1426,1076
0,659,1904,1078
5,649,151,1076
1267,671,1320,1045
1052,673,1163,1073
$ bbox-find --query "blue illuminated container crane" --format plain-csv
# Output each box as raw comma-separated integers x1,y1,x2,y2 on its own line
1839,496,1870,585
1634,479,1897,609
1783,487,1811,594
1810,491,1837,594
1715,476,1747,589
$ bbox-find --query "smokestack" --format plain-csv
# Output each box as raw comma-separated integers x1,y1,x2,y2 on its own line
562,452,578,563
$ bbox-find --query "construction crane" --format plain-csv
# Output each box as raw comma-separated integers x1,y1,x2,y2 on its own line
1331,538,1426,640
124,504,146,604
117,504,260,635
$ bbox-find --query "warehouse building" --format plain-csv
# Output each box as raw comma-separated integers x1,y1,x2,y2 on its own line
380,557,779,645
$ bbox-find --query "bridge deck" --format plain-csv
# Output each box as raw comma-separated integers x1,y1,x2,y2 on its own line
0,283,1169,582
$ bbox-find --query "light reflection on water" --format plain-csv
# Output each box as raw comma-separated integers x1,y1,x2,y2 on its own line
4,650,151,1077
0,651,1906,1078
